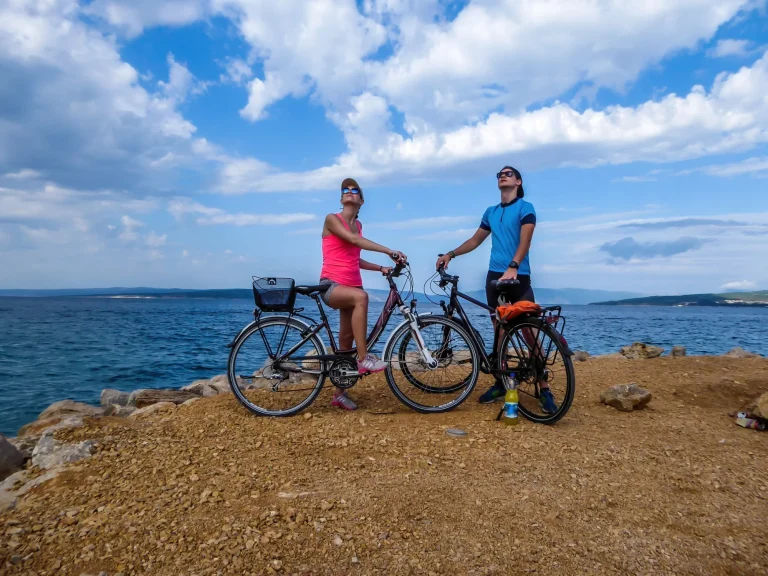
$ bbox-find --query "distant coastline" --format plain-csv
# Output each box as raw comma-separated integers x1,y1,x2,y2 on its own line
591,290,768,307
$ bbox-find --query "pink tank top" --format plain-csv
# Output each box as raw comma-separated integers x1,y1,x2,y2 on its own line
320,214,363,287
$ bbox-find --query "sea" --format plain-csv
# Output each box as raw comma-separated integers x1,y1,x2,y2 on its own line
1,296,767,436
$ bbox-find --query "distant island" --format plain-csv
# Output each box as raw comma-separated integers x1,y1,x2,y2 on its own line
591,290,768,307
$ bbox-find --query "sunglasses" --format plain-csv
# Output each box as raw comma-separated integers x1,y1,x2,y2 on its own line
496,170,517,180
341,188,361,195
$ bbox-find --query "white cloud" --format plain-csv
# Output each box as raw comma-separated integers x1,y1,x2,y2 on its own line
0,1,203,193
614,176,658,183
157,53,207,103
119,215,145,241
708,39,753,58
720,280,757,290
148,249,165,260
182,249,189,258
168,196,317,226
220,57,252,84
703,156,768,176
86,0,209,37
411,228,478,241
4,169,41,180
145,231,167,246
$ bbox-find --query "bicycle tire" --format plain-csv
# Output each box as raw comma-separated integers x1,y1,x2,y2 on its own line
498,320,575,425
227,316,327,417
384,316,480,413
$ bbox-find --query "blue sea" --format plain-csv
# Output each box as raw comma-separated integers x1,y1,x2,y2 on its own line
1,296,767,436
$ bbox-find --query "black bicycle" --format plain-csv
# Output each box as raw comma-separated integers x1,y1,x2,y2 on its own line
226,260,481,416
422,260,576,424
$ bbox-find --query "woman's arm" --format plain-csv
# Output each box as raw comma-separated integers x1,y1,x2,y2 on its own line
360,258,385,272
325,215,404,259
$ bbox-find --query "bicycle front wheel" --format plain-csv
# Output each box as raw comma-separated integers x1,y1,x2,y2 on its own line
498,320,575,425
227,316,327,417
384,316,479,413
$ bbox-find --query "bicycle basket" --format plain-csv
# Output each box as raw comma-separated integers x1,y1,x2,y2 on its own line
252,276,296,312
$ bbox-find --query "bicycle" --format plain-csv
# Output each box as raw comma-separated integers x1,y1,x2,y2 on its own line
226,259,481,416
418,260,575,424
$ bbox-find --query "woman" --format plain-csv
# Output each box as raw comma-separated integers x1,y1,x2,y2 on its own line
320,177,407,410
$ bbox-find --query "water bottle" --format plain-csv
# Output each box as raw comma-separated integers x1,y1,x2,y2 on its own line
736,417,766,431
500,374,519,426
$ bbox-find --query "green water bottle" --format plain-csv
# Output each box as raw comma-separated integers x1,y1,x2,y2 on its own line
500,375,519,426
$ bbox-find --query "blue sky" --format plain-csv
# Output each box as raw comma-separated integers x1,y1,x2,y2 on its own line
2,0,768,294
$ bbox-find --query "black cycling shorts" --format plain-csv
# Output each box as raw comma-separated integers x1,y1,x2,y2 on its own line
485,271,535,308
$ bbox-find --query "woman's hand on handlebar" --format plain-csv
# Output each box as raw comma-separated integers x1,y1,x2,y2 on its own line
380,266,393,276
389,250,407,264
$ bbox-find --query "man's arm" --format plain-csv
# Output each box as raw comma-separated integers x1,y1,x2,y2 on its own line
436,227,490,269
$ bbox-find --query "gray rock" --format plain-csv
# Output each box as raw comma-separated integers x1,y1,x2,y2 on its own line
132,389,198,408
181,398,201,407
181,379,219,397
37,399,103,421
127,401,176,420
573,350,590,362
0,434,25,481
17,414,86,443
724,347,760,358
600,383,652,412
102,404,137,418
15,466,70,496
100,388,131,407
671,346,686,357
620,342,664,360
7,436,37,461
0,469,28,512
31,434,96,470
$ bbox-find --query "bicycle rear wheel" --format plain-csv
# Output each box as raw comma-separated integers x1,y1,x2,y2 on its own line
227,316,327,417
498,320,575,424
384,316,479,413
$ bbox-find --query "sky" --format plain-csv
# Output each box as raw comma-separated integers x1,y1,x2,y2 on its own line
1,0,768,295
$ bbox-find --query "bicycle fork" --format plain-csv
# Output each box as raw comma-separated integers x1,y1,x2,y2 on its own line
399,305,439,369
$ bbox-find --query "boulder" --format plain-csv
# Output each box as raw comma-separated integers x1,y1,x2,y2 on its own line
102,404,137,418
0,470,29,512
31,434,96,470
37,400,103,421
600,383,652,412
7,436,37,461
132,389,198,408
619,342,664,360
209,374,233,394
724,347,760,358
127,402,176,420
181,379,219,397
100,389,131,408
181,398,201,407
744,392,768,419
17,415,84,439
671,346,686,357
573,350,590,362
0,434,25,481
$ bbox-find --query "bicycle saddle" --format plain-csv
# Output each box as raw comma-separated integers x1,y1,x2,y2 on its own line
490,278,521,293
295,284,332,296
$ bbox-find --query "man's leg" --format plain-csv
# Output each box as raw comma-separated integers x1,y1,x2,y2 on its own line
479,271,506,403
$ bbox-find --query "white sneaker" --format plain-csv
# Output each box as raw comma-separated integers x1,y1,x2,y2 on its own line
357,354,387,374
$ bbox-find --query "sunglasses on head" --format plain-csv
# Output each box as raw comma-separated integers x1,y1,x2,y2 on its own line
341,187,361,195
496,170,517,180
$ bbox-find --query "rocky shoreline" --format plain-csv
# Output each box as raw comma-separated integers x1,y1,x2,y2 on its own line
0,347,767,574
2,343,765,512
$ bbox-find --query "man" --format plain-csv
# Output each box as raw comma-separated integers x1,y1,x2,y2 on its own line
435,166,557,412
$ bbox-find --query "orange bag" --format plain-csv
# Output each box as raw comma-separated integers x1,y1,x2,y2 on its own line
496,301,541,322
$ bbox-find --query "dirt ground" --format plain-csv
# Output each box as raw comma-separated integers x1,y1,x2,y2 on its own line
2,356,767,576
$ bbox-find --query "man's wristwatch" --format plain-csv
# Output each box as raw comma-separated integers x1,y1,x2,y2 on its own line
448,250,456,259
508,260,519,270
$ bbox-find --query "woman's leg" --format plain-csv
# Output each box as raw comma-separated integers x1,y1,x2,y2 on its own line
338,307,355,351
327,285,369,361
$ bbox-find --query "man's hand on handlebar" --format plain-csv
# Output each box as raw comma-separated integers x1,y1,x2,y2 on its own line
436,253,451,271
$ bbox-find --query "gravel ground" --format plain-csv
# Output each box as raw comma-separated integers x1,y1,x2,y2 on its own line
2,356,767,576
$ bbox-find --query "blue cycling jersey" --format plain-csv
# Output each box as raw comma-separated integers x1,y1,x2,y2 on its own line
479,198,537,274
